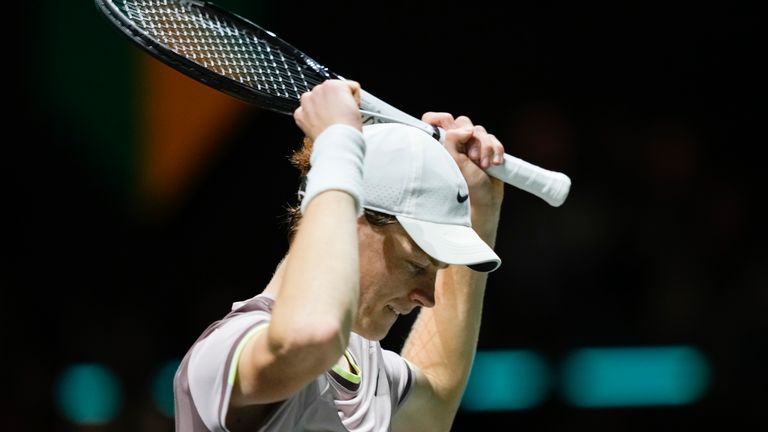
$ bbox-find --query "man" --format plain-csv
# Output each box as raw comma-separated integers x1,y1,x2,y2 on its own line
174,79,505,431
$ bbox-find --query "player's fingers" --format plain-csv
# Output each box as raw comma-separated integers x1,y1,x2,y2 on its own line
454,115,474,129
444,126,474,154
489,134,505,166
422,112,455,129
475,126,495,169
464,125,484,163
344,80,361,106
467,125,504,169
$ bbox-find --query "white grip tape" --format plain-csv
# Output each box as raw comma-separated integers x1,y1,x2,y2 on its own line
301,124,366,215
486,154,572,207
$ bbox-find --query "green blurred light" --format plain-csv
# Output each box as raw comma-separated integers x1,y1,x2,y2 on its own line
55,363,122,424
461,350,550,411
561,346,710,407
152,359,181,418
37,0,140,200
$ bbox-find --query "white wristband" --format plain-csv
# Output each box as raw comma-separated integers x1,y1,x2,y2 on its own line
300,124,366,215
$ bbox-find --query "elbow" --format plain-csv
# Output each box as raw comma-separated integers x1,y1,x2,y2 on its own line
267,320,348,372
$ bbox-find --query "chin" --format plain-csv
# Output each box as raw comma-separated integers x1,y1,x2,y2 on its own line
355,320,393,341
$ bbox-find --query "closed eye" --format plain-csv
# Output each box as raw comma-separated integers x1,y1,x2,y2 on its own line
407,261,427,276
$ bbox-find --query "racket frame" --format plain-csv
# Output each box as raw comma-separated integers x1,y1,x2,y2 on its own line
95,0,571,206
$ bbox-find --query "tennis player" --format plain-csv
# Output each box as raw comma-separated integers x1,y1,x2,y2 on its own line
174,79,505,431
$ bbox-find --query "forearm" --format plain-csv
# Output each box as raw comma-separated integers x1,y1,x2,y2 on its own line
401,212,500,415
269,191,359,365
402,267,486,404
268,121,365,366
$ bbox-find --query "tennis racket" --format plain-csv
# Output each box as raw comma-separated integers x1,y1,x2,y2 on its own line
95,0,571,206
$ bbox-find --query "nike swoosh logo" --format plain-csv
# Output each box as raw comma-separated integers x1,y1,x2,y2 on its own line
457,191,469,203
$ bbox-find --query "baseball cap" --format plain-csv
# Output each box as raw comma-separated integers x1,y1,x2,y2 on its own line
361,123,501,272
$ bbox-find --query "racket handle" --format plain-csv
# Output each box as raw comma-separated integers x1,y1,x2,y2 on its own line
431,127,570,206
486,153,571,207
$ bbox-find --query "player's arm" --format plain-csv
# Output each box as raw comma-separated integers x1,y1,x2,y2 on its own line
394,113,504,431
232,80,364,405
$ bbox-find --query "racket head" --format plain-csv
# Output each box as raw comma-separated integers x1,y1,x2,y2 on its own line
95,0,340,114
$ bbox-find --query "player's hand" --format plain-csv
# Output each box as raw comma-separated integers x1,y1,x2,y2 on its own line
421,112,504,224
293,80,362,140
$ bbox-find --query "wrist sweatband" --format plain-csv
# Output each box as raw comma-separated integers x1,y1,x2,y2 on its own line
300,124,366,215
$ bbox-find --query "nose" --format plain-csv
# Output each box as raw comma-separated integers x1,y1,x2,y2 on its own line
409,285,436,308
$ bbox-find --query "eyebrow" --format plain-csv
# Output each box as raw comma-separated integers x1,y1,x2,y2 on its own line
414,249,447,269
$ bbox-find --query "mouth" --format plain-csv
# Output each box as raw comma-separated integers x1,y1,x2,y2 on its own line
387,305,415,316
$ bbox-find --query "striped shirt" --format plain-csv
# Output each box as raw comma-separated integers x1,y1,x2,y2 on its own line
174,293,415,431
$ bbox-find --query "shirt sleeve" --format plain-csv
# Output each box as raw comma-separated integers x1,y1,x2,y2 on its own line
186,311,270,430
381,349,415,411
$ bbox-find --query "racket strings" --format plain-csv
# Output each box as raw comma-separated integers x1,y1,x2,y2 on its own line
117,0,325,100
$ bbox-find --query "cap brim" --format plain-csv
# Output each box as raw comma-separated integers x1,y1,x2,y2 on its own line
396,215,501,273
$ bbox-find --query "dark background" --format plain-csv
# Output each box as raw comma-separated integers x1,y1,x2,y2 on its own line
8,0,765,430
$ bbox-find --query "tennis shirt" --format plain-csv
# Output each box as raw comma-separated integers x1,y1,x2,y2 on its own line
174,293,415,431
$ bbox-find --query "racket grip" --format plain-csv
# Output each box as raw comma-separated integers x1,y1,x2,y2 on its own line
486,154,571,207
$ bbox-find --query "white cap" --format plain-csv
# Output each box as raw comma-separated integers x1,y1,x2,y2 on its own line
361,123,501,272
